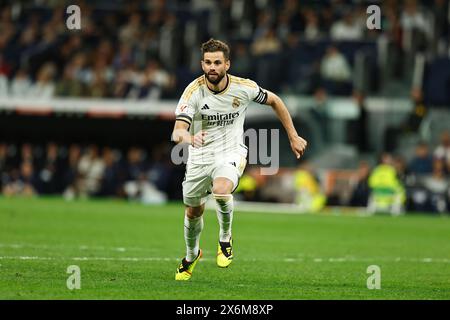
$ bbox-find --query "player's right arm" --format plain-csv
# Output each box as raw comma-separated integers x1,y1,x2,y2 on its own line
172,120,206,148
172,80,206,148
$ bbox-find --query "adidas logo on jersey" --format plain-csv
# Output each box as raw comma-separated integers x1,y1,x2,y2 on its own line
201,104,210,110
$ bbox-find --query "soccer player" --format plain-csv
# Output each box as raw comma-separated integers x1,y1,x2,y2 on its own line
172,39,307,280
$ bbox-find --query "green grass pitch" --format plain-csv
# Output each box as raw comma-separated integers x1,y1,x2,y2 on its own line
0,197,449,299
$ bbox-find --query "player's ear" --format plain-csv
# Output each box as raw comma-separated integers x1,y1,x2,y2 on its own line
225,59,230,71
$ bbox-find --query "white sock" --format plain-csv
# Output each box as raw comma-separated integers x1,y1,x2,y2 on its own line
214,194,234,242
184,214,203,262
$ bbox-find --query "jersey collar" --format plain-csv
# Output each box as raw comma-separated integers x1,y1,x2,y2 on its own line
205,74,230,95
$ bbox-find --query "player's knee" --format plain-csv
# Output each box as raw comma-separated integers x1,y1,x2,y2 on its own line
212,177,233,194
212,181,233,195
185,205,204,218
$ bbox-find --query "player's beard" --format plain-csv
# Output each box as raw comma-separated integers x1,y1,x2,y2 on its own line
205,71,225,85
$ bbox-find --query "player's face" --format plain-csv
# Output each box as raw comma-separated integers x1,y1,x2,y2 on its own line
201,51,230,85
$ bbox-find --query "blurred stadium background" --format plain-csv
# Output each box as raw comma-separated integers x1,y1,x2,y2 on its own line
0,0,449,214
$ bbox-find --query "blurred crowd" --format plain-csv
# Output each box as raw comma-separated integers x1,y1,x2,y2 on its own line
1,130,449,213
235,130,450,214
0,0,448,99
0,142,178,204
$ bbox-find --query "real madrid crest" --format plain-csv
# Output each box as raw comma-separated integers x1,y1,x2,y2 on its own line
232,97,240,108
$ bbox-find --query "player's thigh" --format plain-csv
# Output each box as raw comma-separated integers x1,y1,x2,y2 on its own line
182,163,213,207
212,152,247,194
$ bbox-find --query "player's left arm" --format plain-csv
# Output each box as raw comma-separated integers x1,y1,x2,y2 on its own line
265,91,308,159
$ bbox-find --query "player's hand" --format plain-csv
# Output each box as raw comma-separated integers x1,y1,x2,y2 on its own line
191,130,207,148
290,135,307,159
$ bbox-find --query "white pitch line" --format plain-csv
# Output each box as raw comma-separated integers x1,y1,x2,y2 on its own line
1,256,219,262
1,243,449,264
0,243,155,253
0,243,213,255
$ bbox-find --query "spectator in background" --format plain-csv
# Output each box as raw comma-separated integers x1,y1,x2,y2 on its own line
119,12,142,46
62,144,81,200
2,161,38,197
349,160,371,207
231,42,252,79
320,46,352,82
423,159,448,213
253,10,273,41
137,29,159,63
121,147,146,183
55,64,85,97
10,69,32,97
294,162,326,213
330,10,364,41
28,62,56,99
121,146,167,204
86,68,110,98
140,59,174,100
158,12,181,69
55,34,83,74
433,130,450,174
36,142,62,194
400,0,429,37
85,55,114,97
65,145,105,199
431,0,449,44
71,53,89,83
97,147,120,197
384,87,427,152
401,0,430,55
251,28,282,91
320,46,352,95
347,91,369,152
15,24,39,68
147,144,171,193
303,9,322,41
276,10,293,43
0,7,15,54
20,143,34,164
251,28,282,57
368,153,405,215
408,142,433,175
319,6,335,34
113,43,135,70
111,68,133,98
93,39,114,67
309,88,330,144
78,145,105,197
382,4,403,78
393,154,408,183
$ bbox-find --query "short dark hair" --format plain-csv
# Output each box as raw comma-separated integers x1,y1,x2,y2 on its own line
200,38,230,61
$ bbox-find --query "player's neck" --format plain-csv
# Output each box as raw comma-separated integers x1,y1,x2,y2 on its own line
205,73,229,94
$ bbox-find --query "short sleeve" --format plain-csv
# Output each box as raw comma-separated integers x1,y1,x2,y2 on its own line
174,83,199,126
246,79,268,105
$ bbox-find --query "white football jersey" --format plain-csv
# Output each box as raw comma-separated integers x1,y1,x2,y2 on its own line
175,74,268,164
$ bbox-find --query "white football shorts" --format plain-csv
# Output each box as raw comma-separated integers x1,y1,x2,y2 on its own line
182,150,247,207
